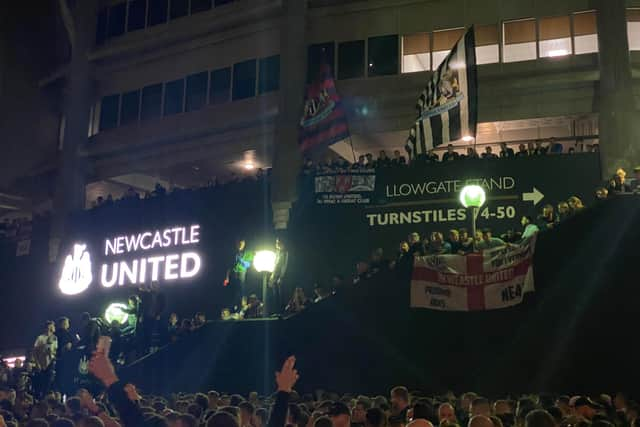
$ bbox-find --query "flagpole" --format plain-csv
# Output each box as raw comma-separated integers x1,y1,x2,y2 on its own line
348,136,357,163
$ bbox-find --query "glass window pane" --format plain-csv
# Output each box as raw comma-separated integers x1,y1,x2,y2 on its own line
164,79,185,115
475,24,499,64
538,16,571,57
573,11,598,54
367,34,398,77
127,0,146,32
432,28,465,69
503,19,537,62
403,53,430,73
475,24,498,46
141,83,163,120
475,45,499,65
210,67,231,104
628,10,640,50
96,8,108,45
338,40,365,80
258,55,280,94
232,59,257,100
170,0,189,20
402,33,430,73
308,42,335,82
539,38,572,57
107,2,126,38
186,72,208,112
99,94,120,131
191,0,212,14
120,90,140,125
148,0,168,26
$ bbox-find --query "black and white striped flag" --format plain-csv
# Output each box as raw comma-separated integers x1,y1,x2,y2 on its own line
406,27,478,158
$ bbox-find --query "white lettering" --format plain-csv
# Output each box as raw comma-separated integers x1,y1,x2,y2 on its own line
125,235,141,252
151,231,163,248
180,252,201,278
190,225,200,244
147,256,164,282
140,232,152,250
116,237,125,254
118,260,138,286
105,240,117,256
164,254,180,280
101,263,118,288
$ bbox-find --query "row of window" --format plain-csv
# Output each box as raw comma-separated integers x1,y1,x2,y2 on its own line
96,55,279,132
96,0,235,45
307,9,640,79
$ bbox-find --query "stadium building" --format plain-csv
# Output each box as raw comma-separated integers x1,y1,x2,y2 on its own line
1,0,639,232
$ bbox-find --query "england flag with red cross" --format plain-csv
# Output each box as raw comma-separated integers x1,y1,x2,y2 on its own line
410,237,536,311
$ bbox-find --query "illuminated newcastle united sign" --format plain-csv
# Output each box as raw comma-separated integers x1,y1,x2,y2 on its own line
59,224,202,295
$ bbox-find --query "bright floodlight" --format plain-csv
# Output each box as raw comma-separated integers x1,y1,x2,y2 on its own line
253,250,276,273
105,303,129,325
459,185,486,208
462,135,474,142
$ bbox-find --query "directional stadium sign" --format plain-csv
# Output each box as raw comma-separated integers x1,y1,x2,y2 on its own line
365,153,602,233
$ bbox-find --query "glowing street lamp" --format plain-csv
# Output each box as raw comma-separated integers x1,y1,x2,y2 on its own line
253,250,277,316
104,302,129,325
459,185,486,252
253,250,276,273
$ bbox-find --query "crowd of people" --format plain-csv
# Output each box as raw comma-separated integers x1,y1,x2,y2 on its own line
91,169,270,211
302,140,600,175
0,352,638,427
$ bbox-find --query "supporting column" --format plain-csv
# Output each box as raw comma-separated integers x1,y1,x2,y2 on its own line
51,0,98,259
594,0,640,177
270,0,308,230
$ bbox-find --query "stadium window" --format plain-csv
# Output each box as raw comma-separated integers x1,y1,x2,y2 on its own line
233,59,257,100
338,40,365,80
170,0,189,20
107,2,126,38
432,28,466,69
307,42,335,82
258,55,280,94
538,16,572,58
99,94,120,131
127,0,146,32
628,9,640,51
164,79,185,115
210,67,231,104
503,18,537,62
367,35,399,77
186,72,208,112
573,11,598,54
148,0,168,27
191,0,212,14
402,33,430,73
475,24,499,64
120,90,141,125
96,8,108,45
141,83,163,121
215,0,234,6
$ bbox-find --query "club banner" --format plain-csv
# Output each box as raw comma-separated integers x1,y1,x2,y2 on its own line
299,64,350,153
314,171,376,205
410,237,536,311
406,27,477,157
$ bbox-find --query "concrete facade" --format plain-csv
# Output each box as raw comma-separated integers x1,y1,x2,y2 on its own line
6,0,640,228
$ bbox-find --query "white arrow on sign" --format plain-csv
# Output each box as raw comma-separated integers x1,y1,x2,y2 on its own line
522,187,544,205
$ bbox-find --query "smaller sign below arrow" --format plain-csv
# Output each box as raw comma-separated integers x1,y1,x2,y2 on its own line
522,187,544,206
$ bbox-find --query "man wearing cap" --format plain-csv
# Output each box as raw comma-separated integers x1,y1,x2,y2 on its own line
328,401,351,427
573,397,602,420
